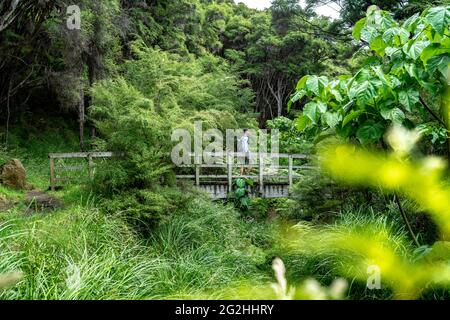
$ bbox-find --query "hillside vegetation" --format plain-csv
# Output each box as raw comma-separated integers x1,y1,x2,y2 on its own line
1,0,450,300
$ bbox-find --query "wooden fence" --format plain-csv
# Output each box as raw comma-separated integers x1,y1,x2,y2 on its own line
48,152,114,191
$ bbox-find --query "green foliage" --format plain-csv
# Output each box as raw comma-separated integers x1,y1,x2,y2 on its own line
3,0,450,302
99,187,194,230
307,0,448,26
220,0,353,123
0,198,271,299
289,169,345,222
267,116,314,154
291,6,450,146
90,77,174,192
281,209,411,299
283,132,450,298
89,43,254,226
230,178,253,211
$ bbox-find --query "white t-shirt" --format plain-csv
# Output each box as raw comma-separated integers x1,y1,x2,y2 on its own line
241,136,249,153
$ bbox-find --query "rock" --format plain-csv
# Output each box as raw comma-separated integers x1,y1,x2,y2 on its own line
0,194,9,211
25,191,62,214
1,159,27,189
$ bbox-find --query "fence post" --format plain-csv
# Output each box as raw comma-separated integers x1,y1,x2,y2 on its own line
288,155,293,191
259,153,264,197
195,165,200,186
88,154,94,180
227,151,233,193
194,149,202,187
49,156,55,191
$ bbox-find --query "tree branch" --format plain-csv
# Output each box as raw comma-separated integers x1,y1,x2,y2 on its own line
0,0,20,33
395,193,420,247
420,95,446,127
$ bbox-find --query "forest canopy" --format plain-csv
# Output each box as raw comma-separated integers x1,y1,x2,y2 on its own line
1,0,450,303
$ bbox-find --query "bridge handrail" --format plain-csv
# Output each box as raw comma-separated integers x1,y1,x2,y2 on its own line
187,152,308,159
48,152,115,159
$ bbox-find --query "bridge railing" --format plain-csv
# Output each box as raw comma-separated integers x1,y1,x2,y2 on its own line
175,152,312,194
48,151,313,196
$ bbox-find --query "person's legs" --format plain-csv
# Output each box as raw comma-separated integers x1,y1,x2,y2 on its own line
246,152,252,175
239,154,245,176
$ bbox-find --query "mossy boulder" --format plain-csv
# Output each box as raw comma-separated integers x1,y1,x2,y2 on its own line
1,159,30,190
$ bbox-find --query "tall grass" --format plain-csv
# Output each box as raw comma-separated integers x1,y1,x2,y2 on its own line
274,204,413,300
0,196,271,300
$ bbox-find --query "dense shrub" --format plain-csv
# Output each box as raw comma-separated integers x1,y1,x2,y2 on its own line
89,43,256,227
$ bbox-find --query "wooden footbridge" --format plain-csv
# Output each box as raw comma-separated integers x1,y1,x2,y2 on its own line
48,151,312,199
175,152,311,199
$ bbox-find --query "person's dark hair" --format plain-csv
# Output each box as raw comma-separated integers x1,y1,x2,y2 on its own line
243,129,249,133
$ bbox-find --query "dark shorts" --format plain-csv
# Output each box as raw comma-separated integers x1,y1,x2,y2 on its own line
239,152,251,165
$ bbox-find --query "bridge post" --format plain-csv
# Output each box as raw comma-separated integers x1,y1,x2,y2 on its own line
288,155,293,191
259,153,264,197
194,150,201,187
195,165,200,186
227,151,233,193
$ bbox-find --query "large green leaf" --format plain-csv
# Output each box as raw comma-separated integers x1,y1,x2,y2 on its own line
382,27,410,46
322,112,340,128
236,179,246,188
296,75,309,90
303,101,327,123
427,55,450,76
370,36,387,56
356,121,385,145
235,188,246,198
350,81,377,104
424,6,450,36
399,89,420,111
306,76,320,95
289,90,306,110
360,26,379,43
403,40,430,60
342,110,364,127
296,114,312,132
402,13,421,32
425,241,450,262
380,106,405,123
380,15,396,29
353,18,366,40
305,75,328,96
420,44,449,65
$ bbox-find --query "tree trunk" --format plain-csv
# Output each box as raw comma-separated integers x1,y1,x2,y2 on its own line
0,0,20,32
267,77,284,118
276,78,283,117
5,78,12,149
78,85,85,152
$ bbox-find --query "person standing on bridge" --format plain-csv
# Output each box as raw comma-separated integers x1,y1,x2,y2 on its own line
238,129,252,176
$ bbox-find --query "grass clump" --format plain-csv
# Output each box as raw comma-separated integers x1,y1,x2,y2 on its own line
0,194,272,300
